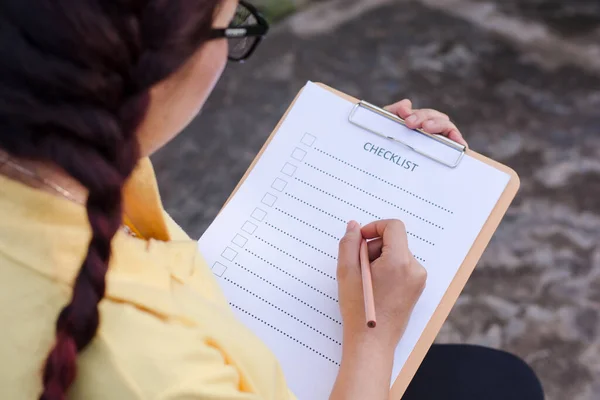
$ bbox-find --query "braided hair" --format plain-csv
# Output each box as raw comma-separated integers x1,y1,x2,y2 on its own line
0,0,221,398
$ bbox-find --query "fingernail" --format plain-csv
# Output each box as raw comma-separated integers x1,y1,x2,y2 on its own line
346,220,356,232
406,115,417,123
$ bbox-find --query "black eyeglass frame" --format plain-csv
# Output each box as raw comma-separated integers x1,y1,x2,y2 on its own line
209,1,270,62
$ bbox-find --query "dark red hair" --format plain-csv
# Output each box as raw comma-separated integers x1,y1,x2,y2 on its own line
0,0,221,398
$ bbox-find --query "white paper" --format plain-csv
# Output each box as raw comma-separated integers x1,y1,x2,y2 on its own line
198,82,510,399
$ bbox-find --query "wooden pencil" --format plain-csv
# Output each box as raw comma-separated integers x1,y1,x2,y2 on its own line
360,239,376,328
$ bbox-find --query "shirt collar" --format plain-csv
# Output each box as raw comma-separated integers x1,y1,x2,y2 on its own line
0,157,173,286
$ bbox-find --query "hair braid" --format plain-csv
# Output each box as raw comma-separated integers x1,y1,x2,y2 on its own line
39,119,142,400
0,0,220,399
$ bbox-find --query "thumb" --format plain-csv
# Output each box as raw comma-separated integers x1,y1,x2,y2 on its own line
337,221,362,276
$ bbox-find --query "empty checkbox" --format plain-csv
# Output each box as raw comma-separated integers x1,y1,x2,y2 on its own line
242,221,258,235
281,162,297,177
291,147,307,161
232,234,248,248
212,262,227,277
251,208,267,221
301,133,316,147
222,247,238,262
261,193,277,207
271,178,287,192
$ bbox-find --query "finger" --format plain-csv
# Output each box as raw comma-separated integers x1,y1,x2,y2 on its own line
404,109,449,129
422,119,468,147
384,99,412,119
367,238,383,261
448,128,467,147
361,219,409,252
337,221,363,276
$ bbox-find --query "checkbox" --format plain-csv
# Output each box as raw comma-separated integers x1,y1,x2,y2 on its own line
271,178,288,192
251,208,267,221
301,133,316,147
261,193,277,207
232,234,248,248
222,247,238,262
212,262,227,277
281,162,297,177
291,147,307,161
242,221,258,235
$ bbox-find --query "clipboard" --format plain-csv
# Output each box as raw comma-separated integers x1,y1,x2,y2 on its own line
223,82,520,399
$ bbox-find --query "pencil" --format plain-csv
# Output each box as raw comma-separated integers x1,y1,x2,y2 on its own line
360,239,377,328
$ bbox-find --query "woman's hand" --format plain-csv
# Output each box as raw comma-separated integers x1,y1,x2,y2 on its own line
330,219,427,400
331,101,463,400
337,219,427,349
385,99,468,146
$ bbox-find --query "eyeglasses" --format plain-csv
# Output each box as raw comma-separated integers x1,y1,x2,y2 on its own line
210,1,270,62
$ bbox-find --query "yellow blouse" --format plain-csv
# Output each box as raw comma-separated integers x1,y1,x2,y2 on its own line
0,158,295,399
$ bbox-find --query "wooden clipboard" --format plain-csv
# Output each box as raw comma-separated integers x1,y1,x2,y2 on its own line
223,83,520,399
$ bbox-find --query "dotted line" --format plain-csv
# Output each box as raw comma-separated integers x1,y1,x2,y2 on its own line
288,183,435,246
275,208,341,241
296,175,443,230
231,303,340,365
245,249,338,302
255,236,336,281
294,178,381,220
225,277,341,327
304,164,444,230
314,147,453,214
264,222,337,260
407,232,435,246
415,255,426,263
286,187,433,245
284,193,346,223
227,271,341,345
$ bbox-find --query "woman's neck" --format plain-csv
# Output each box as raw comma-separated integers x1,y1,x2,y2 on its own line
0,149,88,205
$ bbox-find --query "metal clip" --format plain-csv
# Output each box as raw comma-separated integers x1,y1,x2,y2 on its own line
348,101,466,168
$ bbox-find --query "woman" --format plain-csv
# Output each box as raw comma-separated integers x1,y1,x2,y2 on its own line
0,1,543,399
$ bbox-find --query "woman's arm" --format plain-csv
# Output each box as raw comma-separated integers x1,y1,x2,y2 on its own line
330,334,396,400
330,102,466,399
330,220,426,400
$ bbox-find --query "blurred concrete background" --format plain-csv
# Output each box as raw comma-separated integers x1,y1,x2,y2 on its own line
152,1,600,399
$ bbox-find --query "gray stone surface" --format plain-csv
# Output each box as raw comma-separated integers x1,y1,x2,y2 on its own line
496,0,600,37
152,1,600,399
